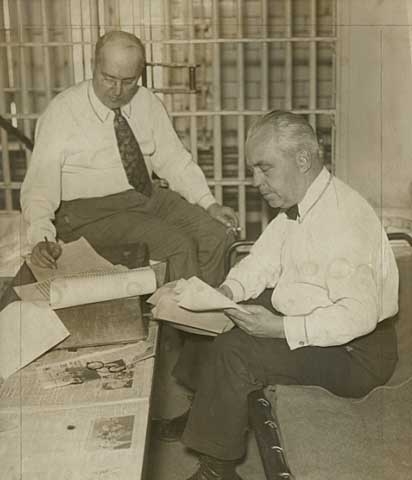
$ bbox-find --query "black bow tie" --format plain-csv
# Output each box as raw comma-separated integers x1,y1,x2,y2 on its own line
285,204,299,220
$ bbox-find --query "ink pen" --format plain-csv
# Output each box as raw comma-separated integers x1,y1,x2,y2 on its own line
44,236,57,268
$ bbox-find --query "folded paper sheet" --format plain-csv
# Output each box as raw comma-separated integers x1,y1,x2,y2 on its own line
0,301,70,380
148,277,248,335
175,276,249,313
149,286,234,336
15,267,157,310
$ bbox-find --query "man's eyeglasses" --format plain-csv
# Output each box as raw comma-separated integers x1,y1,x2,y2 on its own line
86,360,126,374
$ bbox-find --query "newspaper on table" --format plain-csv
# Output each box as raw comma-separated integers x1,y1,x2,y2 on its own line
0,324,159,480
0,325,158,409
0,400,149,480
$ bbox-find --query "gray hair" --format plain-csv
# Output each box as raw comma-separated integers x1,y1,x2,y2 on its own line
247,110,320,161
94,30,146,64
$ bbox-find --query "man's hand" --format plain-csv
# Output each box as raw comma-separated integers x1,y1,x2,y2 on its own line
31,240,62,269
153,178,169,189
224,304,285,338
207,203,239,232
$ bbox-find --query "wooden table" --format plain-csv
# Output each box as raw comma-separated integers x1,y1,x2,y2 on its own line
0,264,160,480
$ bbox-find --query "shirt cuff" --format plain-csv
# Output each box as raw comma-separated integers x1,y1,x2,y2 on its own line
220,278,246,303
197,193,217,210
283,315,310,350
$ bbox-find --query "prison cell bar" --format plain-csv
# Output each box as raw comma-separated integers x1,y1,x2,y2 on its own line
186,0,199,165
40,0,53,105
309,0,317,130
65,0,75,86
1,109,335,121
236,0,247,235
16,0,31,171
260,0,270,229
1,0,14,209
0,36,337,47
212,0,223,205
0,73,13,209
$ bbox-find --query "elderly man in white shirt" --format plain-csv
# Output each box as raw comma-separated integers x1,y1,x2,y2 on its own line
20,30,237,286
166,111,399,480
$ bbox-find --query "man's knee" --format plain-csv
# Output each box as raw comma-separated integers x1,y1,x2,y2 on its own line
173,234,198,259
162,233,199,280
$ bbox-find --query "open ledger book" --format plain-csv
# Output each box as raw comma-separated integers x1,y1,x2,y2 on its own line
15,238,158,309
148,276,248,336
11,237,163,349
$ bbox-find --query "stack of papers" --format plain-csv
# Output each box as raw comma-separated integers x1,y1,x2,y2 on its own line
149,276,247,336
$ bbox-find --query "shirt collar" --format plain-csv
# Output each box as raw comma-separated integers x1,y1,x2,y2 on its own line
87,80,132,122
297,167,332,221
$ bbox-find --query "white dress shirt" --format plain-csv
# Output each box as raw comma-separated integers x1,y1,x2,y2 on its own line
223,168,399,349
20,80,216,246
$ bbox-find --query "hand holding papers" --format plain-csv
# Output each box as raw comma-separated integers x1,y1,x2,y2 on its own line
149,276,248,336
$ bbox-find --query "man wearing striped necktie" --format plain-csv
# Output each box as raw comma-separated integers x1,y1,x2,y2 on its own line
21,31,238,287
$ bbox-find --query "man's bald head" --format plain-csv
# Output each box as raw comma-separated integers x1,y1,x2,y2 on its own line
94,31,146,65
92,31,146,109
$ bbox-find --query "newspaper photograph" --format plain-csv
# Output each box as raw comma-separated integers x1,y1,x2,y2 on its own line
0,400,148,480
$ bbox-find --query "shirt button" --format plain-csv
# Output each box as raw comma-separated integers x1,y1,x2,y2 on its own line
299,341,305,346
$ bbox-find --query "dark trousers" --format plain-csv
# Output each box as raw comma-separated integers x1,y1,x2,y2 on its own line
175,290,398,460
54,186,234,287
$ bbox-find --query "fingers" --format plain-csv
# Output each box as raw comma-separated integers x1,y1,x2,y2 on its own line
223,207,239,227
224,309,251,334
31,241,62,269
240,304,267,314
224,308,250,323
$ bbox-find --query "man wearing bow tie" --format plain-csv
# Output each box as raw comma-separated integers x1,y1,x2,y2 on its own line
169,111,399,480
20,31,237,286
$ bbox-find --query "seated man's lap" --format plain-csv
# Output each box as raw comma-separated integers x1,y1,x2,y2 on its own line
190,289,398,399
54,188,231,283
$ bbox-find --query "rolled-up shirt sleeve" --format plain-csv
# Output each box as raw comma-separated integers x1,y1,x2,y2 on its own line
148,94,216,210
20,101,67,246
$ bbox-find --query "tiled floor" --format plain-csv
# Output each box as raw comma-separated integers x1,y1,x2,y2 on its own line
146,325,266,480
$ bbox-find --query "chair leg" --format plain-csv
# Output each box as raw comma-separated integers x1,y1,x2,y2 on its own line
248,389,294,480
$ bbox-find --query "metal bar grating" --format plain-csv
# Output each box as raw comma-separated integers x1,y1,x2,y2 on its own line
0,0,336,241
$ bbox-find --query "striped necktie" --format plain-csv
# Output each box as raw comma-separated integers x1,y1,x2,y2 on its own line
113,108,152,197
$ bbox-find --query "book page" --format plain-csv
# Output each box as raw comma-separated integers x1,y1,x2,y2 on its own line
0,301,70,380
14,266,157,309
26,237,118,282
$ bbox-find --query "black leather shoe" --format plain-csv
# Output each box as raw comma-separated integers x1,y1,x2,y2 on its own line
187,455,244,480
153,409,190,442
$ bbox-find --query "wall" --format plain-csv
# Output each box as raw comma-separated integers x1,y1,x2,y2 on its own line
336,0,412,217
